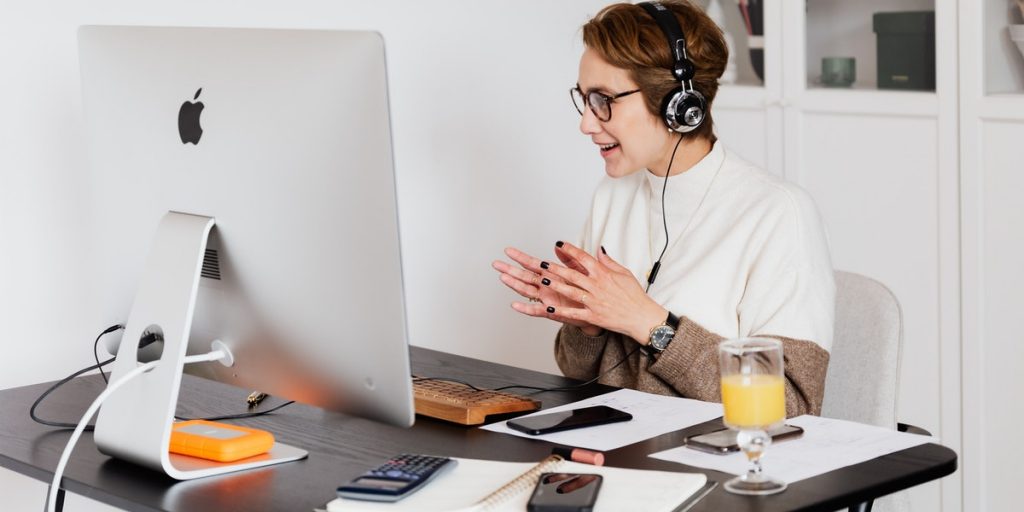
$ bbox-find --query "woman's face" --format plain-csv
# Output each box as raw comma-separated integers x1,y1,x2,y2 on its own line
577,47,675,178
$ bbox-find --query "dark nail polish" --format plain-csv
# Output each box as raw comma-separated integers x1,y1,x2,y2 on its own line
541,278,551,286
540,261,550,270
555,241,564,248
546,306,556,314
601,245,607,255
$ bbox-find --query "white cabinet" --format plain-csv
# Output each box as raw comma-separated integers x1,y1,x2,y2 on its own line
709,1,960,510
959,2,1024,512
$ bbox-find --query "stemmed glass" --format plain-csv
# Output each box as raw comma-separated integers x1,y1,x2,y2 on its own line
718,337,787,495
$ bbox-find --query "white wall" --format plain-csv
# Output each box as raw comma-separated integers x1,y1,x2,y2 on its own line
1,0,618,388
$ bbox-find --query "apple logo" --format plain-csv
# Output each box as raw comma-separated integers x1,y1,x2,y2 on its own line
178,88,205,145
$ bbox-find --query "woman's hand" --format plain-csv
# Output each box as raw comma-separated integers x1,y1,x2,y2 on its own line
539,242,669,344
492,247,600,334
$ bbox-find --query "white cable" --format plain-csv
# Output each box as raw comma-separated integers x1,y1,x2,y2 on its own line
183,350,226,365
45,348,228,512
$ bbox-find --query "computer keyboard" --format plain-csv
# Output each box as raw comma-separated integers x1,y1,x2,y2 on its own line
412,377,541,425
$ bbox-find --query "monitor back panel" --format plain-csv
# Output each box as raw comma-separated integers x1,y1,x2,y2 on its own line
79,26,414,427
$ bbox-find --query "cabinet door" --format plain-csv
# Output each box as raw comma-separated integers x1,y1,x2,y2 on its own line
782,1,958,511
960,1,1024,511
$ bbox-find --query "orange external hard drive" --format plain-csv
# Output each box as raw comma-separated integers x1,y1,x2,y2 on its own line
169,420,275,462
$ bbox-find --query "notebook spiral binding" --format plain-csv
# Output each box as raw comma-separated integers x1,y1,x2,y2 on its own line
475,454,564,510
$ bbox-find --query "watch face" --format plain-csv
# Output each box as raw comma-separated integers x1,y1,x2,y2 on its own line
650,326,675,351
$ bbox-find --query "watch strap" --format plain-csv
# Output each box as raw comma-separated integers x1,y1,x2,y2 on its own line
666,311,681,330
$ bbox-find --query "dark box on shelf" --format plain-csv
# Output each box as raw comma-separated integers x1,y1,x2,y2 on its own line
872,11,936,91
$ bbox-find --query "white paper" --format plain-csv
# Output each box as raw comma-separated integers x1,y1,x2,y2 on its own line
326,457,705,512
480,388,724,451
649,414,936,484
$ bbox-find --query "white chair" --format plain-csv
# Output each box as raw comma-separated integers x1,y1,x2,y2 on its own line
823,270,923,512
822,270,902,429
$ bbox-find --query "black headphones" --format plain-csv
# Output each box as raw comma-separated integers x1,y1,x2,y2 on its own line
638,2,706,133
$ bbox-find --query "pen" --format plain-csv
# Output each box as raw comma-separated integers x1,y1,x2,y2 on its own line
550,446,605,466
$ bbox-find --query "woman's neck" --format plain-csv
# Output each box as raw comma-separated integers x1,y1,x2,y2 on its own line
647,136,714,177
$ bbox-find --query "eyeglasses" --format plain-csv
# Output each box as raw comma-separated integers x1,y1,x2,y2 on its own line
570,86,641,122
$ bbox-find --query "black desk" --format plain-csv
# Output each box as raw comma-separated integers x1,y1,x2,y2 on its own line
1,347,956,512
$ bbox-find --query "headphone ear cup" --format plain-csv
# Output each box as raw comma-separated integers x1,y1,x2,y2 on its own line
661,88,706,133
660,87,684,132
678,89,706,129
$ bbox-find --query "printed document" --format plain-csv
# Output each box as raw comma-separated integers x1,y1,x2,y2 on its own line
481,388,723,451
649,414,935,483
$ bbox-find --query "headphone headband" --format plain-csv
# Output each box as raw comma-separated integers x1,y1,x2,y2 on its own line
638,2,693,82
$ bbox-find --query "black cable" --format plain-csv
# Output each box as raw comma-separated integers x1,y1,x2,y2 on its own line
646,133,685,293
412,376,488,392
30,357,116,431
415,346,642,396
496,347,641,394
93,324,123,384
31,325,295,431
173,400,296,422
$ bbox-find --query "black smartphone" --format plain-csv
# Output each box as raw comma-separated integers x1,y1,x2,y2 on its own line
506,405,633,435
684,424,804,454
527,472,603,512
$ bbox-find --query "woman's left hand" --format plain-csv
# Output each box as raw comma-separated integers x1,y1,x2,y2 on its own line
541,241,670,344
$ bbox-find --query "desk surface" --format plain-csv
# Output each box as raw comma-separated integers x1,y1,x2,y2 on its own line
1,346,956,512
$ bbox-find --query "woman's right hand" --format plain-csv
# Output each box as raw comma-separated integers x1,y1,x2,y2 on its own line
492,246,602,335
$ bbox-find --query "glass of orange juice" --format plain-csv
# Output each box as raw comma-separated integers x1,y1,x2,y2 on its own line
719,337,787,495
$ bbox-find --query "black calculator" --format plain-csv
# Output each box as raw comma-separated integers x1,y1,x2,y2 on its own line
336,453,457,502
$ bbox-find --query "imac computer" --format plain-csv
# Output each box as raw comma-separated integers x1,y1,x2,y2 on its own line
78,26,414,479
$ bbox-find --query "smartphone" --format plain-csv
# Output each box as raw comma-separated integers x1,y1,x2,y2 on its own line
684,424,804,454
527,472,603,512
506,406,633,436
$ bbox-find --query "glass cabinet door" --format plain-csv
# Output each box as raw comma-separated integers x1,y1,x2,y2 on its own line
805,0,936,92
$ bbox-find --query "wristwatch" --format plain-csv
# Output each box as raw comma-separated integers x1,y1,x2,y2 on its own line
647,311,681,353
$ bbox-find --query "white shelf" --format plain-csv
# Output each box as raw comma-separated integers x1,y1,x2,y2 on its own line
976,94,1024,121
800,88,938,117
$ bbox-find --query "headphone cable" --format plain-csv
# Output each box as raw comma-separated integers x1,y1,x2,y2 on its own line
646,133,685,293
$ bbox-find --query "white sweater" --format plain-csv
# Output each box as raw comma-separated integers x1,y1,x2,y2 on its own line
578,142,835,352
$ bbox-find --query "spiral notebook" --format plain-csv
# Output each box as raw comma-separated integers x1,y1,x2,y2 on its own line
325,455,707,512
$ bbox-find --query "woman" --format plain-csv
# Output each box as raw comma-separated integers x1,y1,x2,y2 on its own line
492,1,834,417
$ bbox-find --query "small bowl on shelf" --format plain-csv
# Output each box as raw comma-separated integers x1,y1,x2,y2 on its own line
820,57,856,88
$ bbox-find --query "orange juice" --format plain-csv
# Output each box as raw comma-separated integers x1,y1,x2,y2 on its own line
721,374,785,428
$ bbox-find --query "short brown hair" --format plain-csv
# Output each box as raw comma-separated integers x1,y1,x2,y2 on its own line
582,1,727,141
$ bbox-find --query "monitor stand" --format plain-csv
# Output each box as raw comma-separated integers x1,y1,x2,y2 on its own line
94,212,307,479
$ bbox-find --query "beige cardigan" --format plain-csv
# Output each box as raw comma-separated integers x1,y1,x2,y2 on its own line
560,143,835,417
554,322,829,417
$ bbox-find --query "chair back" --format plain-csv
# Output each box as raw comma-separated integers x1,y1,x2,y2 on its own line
821,270,903,429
